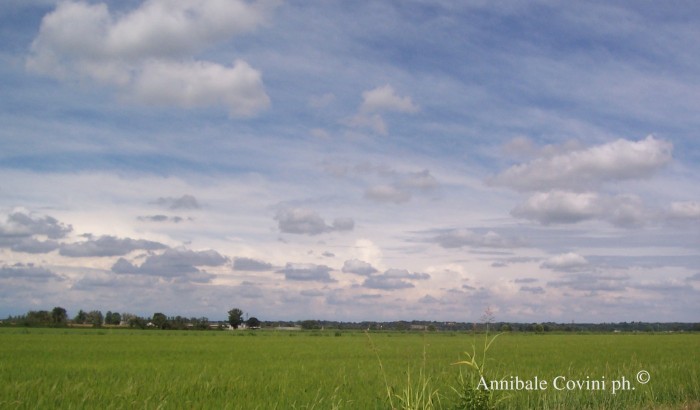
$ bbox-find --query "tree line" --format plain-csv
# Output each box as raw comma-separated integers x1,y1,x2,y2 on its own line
3,308,698,333
1,307,260,330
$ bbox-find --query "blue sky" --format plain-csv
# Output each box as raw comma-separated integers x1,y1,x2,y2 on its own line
1,0,699,323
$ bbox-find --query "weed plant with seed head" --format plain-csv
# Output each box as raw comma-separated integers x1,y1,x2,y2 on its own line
451,308,506,410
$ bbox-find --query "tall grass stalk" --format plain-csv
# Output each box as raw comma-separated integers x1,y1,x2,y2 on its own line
451,320,504,409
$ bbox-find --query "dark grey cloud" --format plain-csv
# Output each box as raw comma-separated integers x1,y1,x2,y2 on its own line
278,263,335,282
138,215,185,223
0,263,63,282
60,235,167,257
513,278,538,284
362,268,430,290
687,273,700,282
432,229,521,249
10,238,60,254
547,273,629,293
111,248,227,282
331,217,354,232
382,268,430,280
275,208,354,236
342,259,378,276
363,276,414,290
155,194,201,210
233,257,273,272
520,286,545,294
0,211,72,251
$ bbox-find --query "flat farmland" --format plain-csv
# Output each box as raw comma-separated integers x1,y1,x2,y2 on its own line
0,328,698,409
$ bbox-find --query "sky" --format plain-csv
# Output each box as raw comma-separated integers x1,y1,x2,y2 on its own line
1,0,699,323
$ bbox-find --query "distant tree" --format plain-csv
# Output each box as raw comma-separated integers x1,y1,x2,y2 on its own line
227,308,244,329
104,311,121,325
26,310,51,326
111,312,121,325
151,312,167,329
125,315,147,329
247,317,261,328
74,309,88,324
51,307,68,326
300,320,320,330
86,310,104,327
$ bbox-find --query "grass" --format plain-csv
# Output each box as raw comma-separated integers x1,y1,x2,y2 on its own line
0,328,698,409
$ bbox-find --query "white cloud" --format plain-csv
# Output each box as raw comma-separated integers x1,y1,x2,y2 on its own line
345,84,418,135
668,201,700,220
26,0,275,116
490,136,673,191
360,84,419,114
541,252,590,272
512,191,649,227
132,59,270,117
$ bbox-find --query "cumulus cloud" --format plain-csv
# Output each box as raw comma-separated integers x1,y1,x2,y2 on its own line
132,59,269,117
278,263,335,282
342,259,378,276
346,84,418,135
10,238,60,254
363,275,414,290
155,195,201,210
0,210,72,242
275,208,354,235
360,85,419,114
0,263,63,282
364,185,412,204
541,252,590,272
233,257,273,272
432,229,520,249
362,268,430,290
0,210,72,253
112,248,226,282
60,235,167,257
489,136,673,191
27,0,275,116
512,191,649,227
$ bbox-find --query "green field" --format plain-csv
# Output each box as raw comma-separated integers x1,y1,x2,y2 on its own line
0,328,698,409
